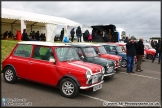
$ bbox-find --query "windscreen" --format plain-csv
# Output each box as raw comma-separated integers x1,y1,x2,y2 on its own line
83,47,98,57
56,47,80,61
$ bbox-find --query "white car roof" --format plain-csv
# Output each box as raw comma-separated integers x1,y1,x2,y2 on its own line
18,41,71,47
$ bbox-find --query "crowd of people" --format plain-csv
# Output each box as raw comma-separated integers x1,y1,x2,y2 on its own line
125,38,161,73
22,29,46,41
2,31,14,39
69,26,113,42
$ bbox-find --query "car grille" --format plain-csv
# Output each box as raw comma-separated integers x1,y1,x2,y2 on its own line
86,73,103,85
106,66,114,73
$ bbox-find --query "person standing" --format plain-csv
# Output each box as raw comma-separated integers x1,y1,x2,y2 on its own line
35,31,40,41
60,28,64,41
150,40,154,48
152,39,161,64
84,29,90,42
126,39,137,73
124,36,129,43
76,26,82,42
70,28,75,42
88,34,92,42
135,38,144,72
21,29,30,41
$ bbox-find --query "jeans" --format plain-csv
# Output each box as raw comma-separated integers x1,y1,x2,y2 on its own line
152,51,161,63
127,56,134,72
77,34,82,42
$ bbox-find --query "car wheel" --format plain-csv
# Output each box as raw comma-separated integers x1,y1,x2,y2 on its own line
147,54,153,60
121,59,127,68
3,66,18,84
59,78,79,98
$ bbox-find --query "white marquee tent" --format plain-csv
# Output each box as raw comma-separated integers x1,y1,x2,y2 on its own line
1,8,83,42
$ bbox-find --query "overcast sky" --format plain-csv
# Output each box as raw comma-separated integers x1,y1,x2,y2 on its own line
2,1,161,40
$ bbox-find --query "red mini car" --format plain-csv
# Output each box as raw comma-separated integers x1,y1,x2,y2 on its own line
143,43,156,59
2,41,105,98
91,44,122,70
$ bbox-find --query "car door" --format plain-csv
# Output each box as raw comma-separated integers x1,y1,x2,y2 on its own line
27,45,57,85
11,44,33,78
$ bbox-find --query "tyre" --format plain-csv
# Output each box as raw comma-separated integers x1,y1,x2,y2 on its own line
3,66,18,84
59,78,79,98
121,59,127,68
147,54,153,60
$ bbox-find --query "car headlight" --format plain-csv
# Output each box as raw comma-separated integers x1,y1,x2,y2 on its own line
85,70,91,79
101,67,105,74
114,61,116,66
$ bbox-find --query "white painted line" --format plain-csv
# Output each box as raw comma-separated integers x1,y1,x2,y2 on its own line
120,72,161,80
79,93,107,102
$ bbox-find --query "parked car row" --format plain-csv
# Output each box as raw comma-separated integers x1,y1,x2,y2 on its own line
1,41,146,98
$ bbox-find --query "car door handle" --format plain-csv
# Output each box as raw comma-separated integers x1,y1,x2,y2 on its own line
28,61,33,64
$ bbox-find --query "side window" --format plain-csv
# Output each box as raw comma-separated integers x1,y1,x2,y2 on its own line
104,46,111,52
93,46,98,53
74,48,79,53
78,48,83,57
111,46,116,52
32,46,54,61
14,44,32,58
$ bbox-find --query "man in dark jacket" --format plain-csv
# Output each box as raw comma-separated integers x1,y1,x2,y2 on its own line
35,31,40,41
126,39,137,73
60,28,64,41
70,28,75,42
152,39,161,64
135,38,144,72
22,29,30,41
76,26,82,42
84,29,89,42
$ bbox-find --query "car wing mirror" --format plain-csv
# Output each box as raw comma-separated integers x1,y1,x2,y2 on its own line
80,55,84,59
49,57,56,63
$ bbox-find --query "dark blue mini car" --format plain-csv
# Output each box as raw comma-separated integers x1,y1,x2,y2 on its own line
100,43,128,67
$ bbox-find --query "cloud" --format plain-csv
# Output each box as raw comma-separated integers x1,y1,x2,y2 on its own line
1,1,161,39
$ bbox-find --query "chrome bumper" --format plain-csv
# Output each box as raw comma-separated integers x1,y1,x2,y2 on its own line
80,81,104,89
104,72,115,76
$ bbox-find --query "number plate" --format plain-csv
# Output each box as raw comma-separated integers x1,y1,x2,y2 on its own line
92,75,98,84
93,84,102,92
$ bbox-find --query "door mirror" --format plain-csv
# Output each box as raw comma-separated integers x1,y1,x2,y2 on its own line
80,55,84,59
49,57,56,63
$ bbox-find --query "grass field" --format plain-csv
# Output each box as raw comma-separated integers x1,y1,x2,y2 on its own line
1,40,18,63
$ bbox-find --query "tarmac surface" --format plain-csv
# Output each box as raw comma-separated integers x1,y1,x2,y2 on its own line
1,59,161,107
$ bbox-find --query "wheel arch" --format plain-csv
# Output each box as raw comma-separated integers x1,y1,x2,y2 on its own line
57,75,81,88
3,64,16,73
